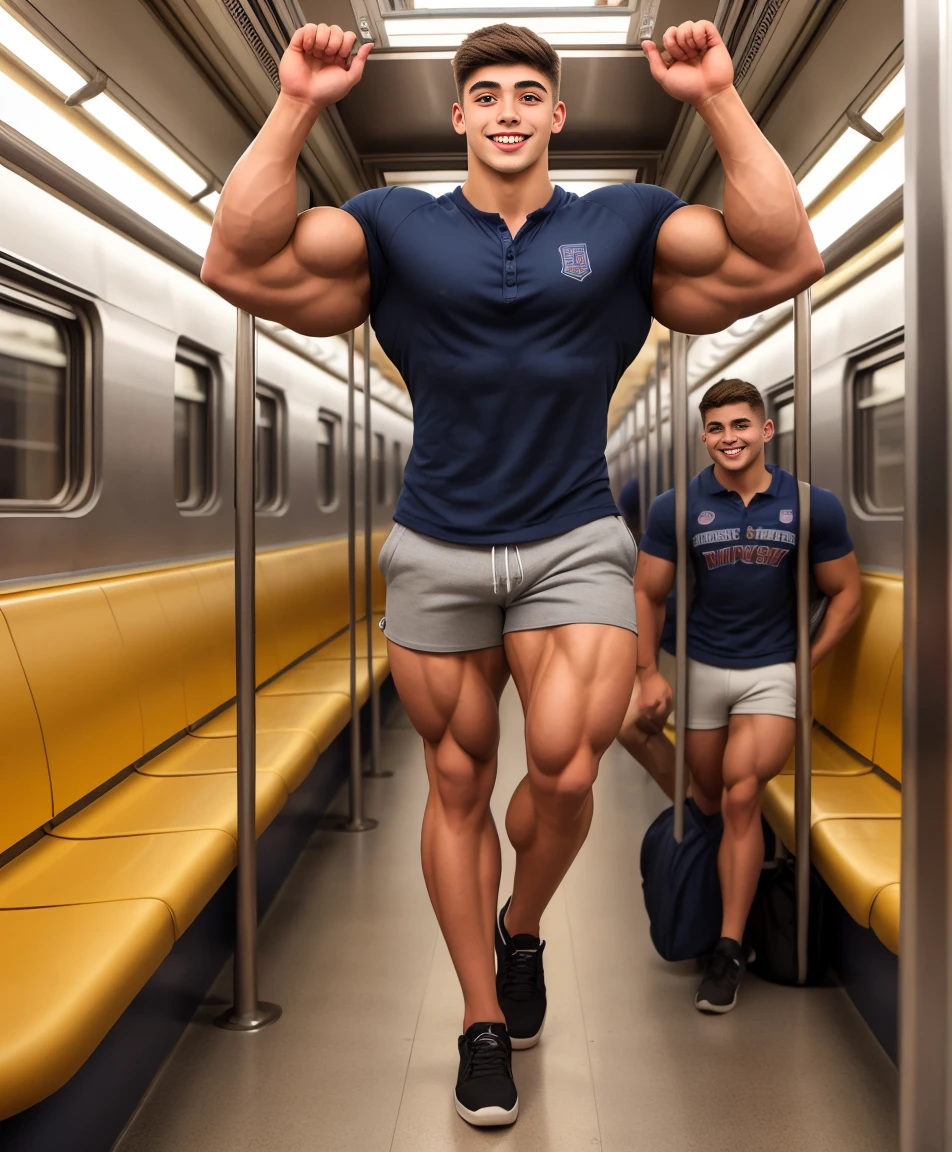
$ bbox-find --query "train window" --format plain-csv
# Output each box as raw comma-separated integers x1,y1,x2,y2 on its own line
255,387,282,511
766,390,795,473
317,408,341,510
374,432,386,503
0,302,73,506
174,349,214,511
855,349,905,514
392,440,404,494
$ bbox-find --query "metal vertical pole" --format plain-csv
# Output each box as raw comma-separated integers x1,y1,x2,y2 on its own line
654,348,663,499
341,330,376,832
901,1,951,1145
659,344,671,493
216,311,280,1031
671,332,688,842
793,290,813,986
362,325,391,779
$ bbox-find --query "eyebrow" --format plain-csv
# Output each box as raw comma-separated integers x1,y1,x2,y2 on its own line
468,79,548,94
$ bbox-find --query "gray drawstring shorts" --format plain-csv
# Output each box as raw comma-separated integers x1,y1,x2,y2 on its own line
376,516,638,654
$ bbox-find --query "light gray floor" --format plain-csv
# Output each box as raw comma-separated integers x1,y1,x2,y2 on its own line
114,687,899,1152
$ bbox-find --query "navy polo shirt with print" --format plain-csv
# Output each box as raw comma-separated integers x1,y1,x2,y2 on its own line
640,465,854,670
342,183,685,544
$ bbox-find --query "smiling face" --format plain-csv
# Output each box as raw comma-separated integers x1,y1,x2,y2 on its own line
452,64,565,177
701,402,775,474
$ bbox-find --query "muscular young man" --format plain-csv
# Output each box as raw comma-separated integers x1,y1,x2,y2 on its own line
636,378,861,1013
201,18,823,1126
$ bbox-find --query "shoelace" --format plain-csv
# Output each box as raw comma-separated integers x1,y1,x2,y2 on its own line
466,1032,511,1080
706,949,740,985
499,943,545,1001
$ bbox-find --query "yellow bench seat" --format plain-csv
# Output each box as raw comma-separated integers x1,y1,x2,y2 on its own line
194,692,351,750
139,730,319,793
810,817,901,927
777,726,872,776
50,770,288,843
260,657,371,705
0,901,175,1120
0,829,235,938
763,771,901,852
870,882,900,955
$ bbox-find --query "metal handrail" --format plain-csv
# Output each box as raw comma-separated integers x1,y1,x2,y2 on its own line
670,331,689,842
362,324,391,780
793,290,813,985
215,310,280,1031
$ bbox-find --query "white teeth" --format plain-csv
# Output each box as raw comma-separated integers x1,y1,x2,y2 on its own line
492,135,525,144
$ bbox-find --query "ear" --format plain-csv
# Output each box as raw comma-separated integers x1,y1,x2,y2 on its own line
551,99,567,135
452,101,465,136
762,418,775,443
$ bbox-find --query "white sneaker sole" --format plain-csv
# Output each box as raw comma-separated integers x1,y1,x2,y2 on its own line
509,1014,546,1050
455,1096,519,1127
695,994,738,1014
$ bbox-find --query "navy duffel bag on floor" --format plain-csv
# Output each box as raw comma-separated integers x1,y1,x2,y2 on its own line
640,799,723,962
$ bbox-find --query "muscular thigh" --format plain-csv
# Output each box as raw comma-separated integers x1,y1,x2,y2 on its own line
387,641,510,764
505,624,637,775
722,713,796,790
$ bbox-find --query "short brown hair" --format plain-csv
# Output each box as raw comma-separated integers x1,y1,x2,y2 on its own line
452,24,561,102
699,378,766,422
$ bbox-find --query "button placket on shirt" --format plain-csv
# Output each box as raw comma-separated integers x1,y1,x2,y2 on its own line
499,224,518,301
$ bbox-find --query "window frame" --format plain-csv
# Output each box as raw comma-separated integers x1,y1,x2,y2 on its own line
254,382,285,514
173,341,219,515
0,273,94,513
850,335,905,519
764,381,795,474
316,407,342,512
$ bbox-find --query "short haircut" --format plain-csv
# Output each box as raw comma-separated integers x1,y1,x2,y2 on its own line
452,24,561,102
699,378,766,423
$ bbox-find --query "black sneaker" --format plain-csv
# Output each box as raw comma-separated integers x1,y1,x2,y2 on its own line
695,937,746,1014
495,897,547,1049
454,1022,519,1127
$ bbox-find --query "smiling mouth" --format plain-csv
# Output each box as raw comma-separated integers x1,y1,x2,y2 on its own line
721,446,745,459
489,134,529,150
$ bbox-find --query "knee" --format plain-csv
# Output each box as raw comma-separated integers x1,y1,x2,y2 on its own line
722,774,762,830
529,750,597,824
431,736,493,821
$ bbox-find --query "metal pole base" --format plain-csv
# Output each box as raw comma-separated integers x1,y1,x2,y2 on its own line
335,815,379,832
214,1001,282,1031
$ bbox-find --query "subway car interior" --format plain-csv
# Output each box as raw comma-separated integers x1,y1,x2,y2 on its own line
0,0,946,1148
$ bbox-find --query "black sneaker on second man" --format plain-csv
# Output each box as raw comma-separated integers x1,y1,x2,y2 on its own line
455,1022,519,1127
695,937,746,1014
495,897,547,1048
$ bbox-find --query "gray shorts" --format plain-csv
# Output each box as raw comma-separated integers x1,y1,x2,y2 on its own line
686,658,796,730
377,516,638,653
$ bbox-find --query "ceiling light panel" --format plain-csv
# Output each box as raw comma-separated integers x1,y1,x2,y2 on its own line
382,14,630,47
809,136,904,252
797,127,869,210
0,70,211,255
0,6,83,96
863,66,905,134
83,93,206,197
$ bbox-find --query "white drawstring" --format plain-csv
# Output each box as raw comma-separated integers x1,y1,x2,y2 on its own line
491,545,524,596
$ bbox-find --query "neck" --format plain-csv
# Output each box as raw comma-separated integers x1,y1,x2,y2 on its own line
461,152,553,234
713,458,772,501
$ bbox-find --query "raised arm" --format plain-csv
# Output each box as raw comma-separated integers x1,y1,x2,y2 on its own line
201,24,373,337
642,21,824,335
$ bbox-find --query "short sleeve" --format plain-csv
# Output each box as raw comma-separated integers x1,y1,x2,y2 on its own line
584,183,686,310
808,486,854,564
640,489,677,563
340,187,393,312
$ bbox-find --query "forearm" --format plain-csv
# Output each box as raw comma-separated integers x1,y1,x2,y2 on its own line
697,86,812,267
209,95,324,269
635,590,665,672
810,591,861,668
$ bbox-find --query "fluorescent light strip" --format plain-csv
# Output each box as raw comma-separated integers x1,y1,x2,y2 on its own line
0,70,211,255
200,190,221,214
383,13,629,46
810,136,904,252
863,66,905,133
414,0,615,7
385,169,639,198
0,6,83,96
83,93,206,197
797,127,869,210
